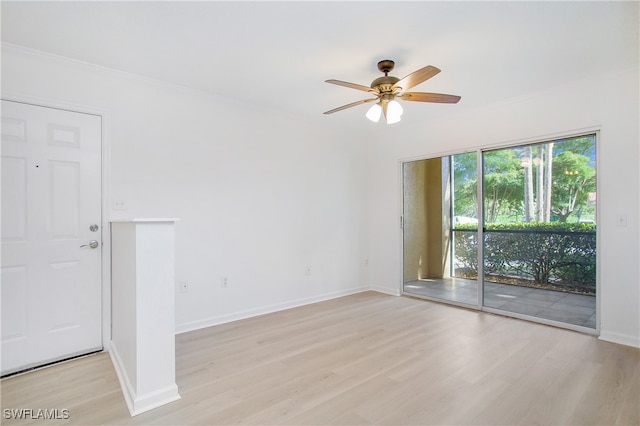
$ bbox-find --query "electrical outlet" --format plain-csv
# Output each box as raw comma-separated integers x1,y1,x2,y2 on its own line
179,281,189,293
221,277,229,288
305,266,311,276
113,200,126,211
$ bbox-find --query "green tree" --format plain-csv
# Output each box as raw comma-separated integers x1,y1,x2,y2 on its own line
483,149,522,223
453,152,478,219
551,151,595,222
453,135,595,225
555,136,596,160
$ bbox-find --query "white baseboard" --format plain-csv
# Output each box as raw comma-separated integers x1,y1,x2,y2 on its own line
369,285,401,296
175,286,369,334
108,341,181,416
108,341,137,416
598,330,640,348
130,385,181,417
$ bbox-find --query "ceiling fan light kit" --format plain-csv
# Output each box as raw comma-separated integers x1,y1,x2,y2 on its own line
365,103,382,122
384,100,403,124
324,59,461,124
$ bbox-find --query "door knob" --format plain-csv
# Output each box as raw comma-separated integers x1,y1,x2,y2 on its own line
81,240,99,249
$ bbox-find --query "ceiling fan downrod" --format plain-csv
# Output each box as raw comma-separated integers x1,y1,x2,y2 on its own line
377,60,395,75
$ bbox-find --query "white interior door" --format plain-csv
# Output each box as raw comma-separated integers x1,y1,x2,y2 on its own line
1,100,103,375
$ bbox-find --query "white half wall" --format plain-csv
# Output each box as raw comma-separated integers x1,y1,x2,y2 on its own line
110,219,180,416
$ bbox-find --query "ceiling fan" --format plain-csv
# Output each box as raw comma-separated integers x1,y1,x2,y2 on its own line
323,60,461,124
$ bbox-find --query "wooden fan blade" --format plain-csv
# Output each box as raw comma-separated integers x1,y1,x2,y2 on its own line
393,66,441,91
323,98,378,115
400,92,461,103
325,79,376,93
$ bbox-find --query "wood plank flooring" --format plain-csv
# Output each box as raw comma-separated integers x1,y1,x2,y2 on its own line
1,291,638,425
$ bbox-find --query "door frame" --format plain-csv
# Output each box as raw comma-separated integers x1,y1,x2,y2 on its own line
398,127,601,335
2,93,113,352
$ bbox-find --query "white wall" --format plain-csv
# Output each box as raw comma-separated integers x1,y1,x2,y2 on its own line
365,67,640,347
3,45,639,348
1,45,369,333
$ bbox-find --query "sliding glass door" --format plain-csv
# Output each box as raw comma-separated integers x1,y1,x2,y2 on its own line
402,134,597,330
481,136,596,328
402,153,479,307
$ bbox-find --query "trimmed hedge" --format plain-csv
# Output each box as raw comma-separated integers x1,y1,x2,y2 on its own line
454,222,596,293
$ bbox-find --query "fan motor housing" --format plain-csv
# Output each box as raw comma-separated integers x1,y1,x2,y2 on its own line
370,76,400,91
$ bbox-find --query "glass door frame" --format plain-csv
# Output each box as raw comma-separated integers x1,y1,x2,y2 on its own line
476,150,485,310
400,130,600,335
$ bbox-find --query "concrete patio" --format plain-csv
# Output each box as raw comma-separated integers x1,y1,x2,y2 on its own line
403,277,596,329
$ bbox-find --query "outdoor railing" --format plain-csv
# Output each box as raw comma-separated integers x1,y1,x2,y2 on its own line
453,223,596,295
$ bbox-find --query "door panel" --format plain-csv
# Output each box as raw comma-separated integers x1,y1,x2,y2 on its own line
481,137,597,328
1,100,103,375
1,156,27,241
402,156,480,306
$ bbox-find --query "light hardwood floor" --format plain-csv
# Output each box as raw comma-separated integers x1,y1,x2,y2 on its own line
2,291,639,425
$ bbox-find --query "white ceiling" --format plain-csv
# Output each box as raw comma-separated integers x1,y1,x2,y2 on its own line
2,1,638,128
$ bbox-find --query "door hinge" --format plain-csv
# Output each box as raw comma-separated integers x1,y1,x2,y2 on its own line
400,216,404,230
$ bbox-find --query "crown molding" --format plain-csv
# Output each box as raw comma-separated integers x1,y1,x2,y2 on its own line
1,42,246,106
